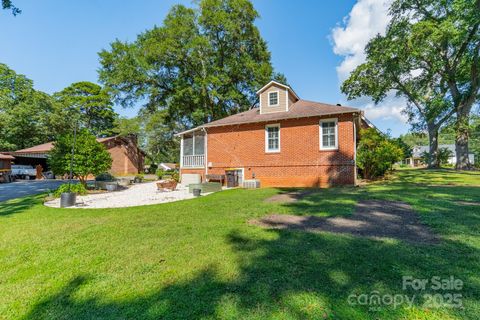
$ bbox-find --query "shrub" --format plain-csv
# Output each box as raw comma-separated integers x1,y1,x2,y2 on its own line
357,128,404,179
171,171,179,182
156,168,167,179
53,183,87,197
421,147,453,166
48,129,112,186
438,147,453,165
95,172,116,181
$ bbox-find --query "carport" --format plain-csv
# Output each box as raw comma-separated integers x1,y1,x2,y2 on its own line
11,142,50,171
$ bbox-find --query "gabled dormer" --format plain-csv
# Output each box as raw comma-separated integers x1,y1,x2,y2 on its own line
257,81,300,114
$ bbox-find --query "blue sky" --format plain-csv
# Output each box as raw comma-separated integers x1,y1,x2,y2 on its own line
0,0,408,136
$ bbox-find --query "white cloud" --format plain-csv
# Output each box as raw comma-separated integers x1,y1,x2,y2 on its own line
331,0,408,125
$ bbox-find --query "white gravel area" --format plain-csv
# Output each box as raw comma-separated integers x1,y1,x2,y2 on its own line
44,181,205,209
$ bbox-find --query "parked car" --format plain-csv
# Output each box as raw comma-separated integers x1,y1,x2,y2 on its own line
11,165,36,180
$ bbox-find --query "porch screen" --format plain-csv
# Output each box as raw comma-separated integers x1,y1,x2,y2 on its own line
183,133,205,155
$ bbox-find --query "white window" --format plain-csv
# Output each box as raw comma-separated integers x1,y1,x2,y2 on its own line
320,119,338,150
265,124,280,152
268,91,279,106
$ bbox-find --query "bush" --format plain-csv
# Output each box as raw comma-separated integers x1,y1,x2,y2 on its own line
357,128,404,179
421,147,453,166
171,171,179,182
95,172,116,181
48,129,112,186
438,147,453,165
53,183,87,197
156,168,167,179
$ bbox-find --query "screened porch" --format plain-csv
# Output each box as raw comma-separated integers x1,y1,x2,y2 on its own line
181,131,205,168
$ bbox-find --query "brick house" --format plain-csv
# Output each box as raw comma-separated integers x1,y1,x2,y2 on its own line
11,135,144,176
177,81,372,187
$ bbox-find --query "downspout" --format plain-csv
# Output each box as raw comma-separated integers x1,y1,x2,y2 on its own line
203,127,208,179
180,135,184,169
353,114,357,185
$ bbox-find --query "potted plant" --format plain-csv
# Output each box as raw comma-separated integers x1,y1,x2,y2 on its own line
55,183,87,207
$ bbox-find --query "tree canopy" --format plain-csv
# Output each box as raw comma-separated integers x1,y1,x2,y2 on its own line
342,0,480,169
98,0,284,161
0,63,63,150
54,82,117,137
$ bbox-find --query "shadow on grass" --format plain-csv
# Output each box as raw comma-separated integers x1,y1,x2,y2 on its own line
0,196,39,216
19,172,480,319
21,229,479,319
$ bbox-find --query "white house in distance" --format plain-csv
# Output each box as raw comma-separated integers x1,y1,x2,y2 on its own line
404,144,475,167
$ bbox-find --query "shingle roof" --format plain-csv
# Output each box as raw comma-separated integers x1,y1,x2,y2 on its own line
14,142,55,153
178,100,360,135
0,154,15,160
14,136,118,153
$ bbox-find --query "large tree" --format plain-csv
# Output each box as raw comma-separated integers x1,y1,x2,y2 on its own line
0,63,62,150
342,0,480,169
54,82,118,137
98,0,283,157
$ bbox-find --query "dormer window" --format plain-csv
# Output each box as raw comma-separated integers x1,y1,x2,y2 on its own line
268,91,279,106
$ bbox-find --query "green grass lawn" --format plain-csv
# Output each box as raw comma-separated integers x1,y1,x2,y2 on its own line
0,169,479,319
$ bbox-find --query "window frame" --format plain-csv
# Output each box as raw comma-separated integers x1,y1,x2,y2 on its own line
265,123,281,153
319,118,338,151
267,90,280,107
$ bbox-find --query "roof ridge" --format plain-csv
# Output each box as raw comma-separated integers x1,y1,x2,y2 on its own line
296,99,356,109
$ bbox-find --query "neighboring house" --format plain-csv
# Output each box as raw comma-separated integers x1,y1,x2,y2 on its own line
176,81,372,187
159,163,177,171
0,154,15,182
9,135,145,175
404,144,475,167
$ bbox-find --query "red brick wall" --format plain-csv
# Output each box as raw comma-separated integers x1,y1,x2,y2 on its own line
102,137,144,175
200,114,356,187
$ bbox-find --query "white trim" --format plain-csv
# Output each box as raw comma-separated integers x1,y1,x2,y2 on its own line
203,128,208,177
259,94,263,114
285,89,289,111
175,127,204,137
267,90,280,107
180,132,206,168
180,136,184,167
353,119,357,184
256,80,300,100
256,80,290,94
319,118,338,151
265,123,281,153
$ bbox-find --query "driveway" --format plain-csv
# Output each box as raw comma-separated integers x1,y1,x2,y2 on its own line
0,180,68,202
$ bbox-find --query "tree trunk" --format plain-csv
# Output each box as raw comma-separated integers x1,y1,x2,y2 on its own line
455,110,471,170
427,123,439,168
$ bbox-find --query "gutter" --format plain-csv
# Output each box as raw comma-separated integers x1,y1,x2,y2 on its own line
174,109,362,136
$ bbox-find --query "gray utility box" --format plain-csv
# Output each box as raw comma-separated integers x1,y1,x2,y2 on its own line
242,179,260,189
